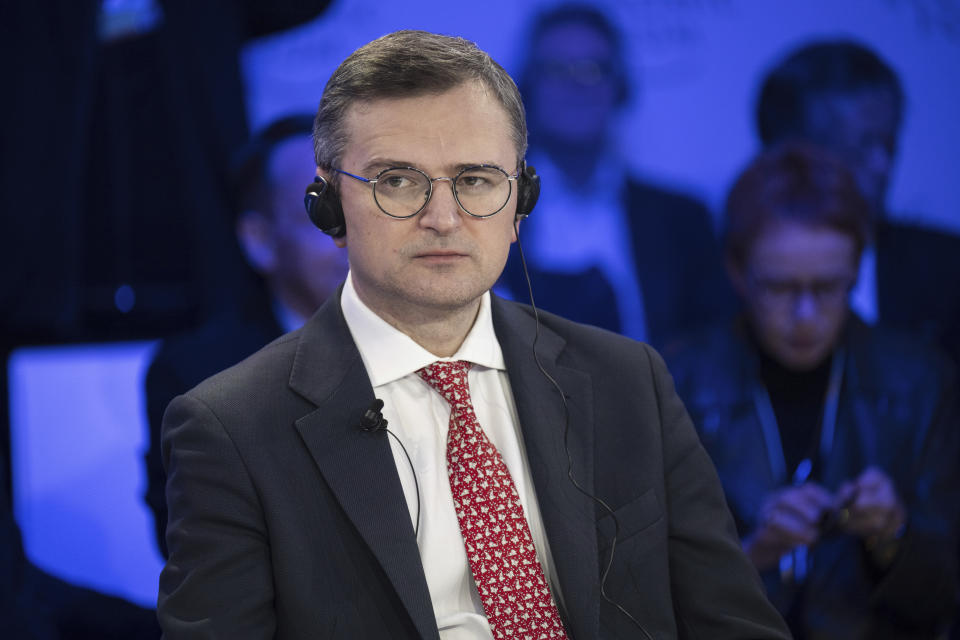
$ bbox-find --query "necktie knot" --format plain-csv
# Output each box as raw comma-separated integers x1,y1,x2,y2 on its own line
417,360,473,408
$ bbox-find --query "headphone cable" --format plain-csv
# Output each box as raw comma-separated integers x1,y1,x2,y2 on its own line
513,219,652,639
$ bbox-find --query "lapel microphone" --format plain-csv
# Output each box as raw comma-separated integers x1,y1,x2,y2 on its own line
357,398,420,537
359,399,388,432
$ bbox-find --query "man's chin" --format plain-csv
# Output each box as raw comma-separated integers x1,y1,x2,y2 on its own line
779,344,831,372
404,278,493,312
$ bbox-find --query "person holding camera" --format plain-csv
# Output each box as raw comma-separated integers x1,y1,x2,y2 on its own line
666,143,959,639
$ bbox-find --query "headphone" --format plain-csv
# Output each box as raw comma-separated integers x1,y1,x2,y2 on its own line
303,163,541,237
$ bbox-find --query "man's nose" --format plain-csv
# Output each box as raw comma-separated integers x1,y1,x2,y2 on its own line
417,178,463,233
791,289,819,320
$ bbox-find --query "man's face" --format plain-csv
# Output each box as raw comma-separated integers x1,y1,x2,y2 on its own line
527,22,621,145
804,88,900,217
267,136,349,315
732,220,858,371
332,82,519,322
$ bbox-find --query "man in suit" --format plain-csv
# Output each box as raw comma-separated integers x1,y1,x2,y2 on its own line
756,39,960,365
144,115,348,558
158,30,789,639
498,3,734,346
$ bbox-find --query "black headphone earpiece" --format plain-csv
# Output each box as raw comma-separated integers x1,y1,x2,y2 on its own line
516,162,540,220
304,175,346,238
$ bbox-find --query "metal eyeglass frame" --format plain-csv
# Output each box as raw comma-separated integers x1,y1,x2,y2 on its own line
748,272,856,311
334,164,519,219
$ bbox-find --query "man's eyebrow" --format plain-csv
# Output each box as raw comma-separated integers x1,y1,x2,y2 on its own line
360,158,413,174
358,159,513,175
453,162,508,172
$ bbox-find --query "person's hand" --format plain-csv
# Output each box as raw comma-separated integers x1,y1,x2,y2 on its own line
744,483,834,571
834,466,906,542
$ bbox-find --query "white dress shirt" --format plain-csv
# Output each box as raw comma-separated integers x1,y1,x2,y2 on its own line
340,274,562,639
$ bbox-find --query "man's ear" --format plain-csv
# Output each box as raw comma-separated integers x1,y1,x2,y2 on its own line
313,166,349,248
236,210,277,274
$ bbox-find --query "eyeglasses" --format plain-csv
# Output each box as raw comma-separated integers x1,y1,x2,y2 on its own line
749,275,855,312
335,164,519,219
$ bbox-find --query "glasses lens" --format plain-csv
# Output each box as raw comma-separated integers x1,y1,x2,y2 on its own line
755,276,853,312
454,166,512,217
373,169,430,218
813,278,854,306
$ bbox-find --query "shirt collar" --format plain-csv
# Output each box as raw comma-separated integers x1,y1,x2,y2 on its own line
340,271,505,387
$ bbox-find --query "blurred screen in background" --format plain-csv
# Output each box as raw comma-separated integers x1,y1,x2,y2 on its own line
9,341,163,608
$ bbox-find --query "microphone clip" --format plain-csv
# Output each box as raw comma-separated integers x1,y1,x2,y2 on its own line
359,398,388,432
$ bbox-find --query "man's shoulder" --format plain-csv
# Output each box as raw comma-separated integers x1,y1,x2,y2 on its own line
665,320,748,367
498,296,639,340
178,292,348,406
848,322,956,393
877,218,960,265
661,324,749,400
185,328,303,413
149,295,283,381
494,297,659,369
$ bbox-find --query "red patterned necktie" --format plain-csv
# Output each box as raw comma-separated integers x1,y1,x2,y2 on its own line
417,360,568,640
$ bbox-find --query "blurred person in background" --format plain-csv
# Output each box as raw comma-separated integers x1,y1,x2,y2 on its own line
144,115,348,557
666,143,959,639
756,39,960,366
2,4,330,636
1,0,332,344
497,2,733,347
1,1,331,564
1,454,160,639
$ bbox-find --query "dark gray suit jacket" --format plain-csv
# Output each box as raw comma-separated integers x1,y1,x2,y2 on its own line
158,293,789,639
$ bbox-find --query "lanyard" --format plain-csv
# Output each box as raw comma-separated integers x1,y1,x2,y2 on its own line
752,348,846,486
753,349,846,585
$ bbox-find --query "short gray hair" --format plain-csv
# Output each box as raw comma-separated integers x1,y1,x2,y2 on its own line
313,30,527,172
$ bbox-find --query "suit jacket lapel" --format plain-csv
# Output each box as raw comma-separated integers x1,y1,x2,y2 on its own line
824,328,876,487
493,298,601,639
289,295,439,640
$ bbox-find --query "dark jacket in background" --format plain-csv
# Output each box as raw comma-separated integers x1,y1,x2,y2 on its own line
0,0,328,561
0,0,329,342
144,291,284,557
501,177,734,348
1,455,160,639
877,219,960,368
